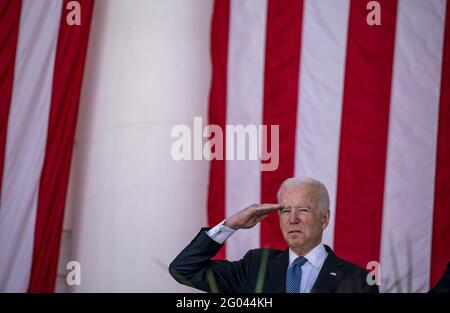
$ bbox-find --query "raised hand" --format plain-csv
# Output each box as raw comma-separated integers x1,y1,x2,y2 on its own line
224,203,283,230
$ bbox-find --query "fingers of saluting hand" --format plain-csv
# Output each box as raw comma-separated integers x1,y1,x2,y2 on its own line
252,204,283,215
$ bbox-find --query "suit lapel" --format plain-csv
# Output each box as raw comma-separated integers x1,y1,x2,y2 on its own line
267,249,289,292
311,245,345,293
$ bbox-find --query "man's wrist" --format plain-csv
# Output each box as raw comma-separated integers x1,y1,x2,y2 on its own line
207,220,236,244
223,219,239,230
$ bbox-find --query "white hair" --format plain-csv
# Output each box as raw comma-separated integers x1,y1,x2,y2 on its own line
277,177,330,212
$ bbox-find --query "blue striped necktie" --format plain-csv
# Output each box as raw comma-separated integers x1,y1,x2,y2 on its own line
286,256,308,293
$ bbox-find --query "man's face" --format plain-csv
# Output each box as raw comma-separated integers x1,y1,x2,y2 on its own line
278,185,329,254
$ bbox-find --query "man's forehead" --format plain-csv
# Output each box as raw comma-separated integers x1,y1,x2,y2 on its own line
282,184,315,196
280,185,317,203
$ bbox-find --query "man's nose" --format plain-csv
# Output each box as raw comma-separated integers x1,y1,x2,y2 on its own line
288,210,300,223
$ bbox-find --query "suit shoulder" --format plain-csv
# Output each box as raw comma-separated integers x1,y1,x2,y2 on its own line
336,256,369,276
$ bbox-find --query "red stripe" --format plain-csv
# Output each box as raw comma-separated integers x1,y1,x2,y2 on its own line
260,0,304,250
334,0,397,267
207,0,229,259
28,0,94,292
430,2,450,288
0,0,22,200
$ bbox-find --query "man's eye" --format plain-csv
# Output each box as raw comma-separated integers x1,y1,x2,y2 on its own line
281,209,291,214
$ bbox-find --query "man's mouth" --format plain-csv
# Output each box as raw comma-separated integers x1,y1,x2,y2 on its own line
288,230,302,234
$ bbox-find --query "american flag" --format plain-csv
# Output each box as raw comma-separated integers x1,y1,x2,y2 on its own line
0,0,93,292
207,0,450,293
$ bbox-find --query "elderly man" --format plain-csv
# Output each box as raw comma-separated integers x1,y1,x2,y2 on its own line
169,177,379,293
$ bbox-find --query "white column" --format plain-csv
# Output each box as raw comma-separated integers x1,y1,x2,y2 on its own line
66,0,213,292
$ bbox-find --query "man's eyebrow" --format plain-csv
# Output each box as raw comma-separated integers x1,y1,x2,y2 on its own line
278,206,311,211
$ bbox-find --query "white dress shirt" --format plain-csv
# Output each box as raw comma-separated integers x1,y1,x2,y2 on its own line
206,220,328,293
207,219,235,244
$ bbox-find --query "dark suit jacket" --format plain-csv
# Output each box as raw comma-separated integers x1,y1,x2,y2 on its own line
429,262,450,293
169,228,379,293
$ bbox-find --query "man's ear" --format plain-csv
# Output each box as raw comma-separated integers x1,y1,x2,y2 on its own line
322,208,330,229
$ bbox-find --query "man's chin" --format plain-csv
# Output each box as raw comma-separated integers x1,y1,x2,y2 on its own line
287,239,305,249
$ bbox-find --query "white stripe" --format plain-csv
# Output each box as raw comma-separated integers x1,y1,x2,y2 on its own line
225,0,267,261
0,0,62,292
294,0,350,248
380,0,446,293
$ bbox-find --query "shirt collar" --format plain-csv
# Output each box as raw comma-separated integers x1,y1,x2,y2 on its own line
288,243,328,269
